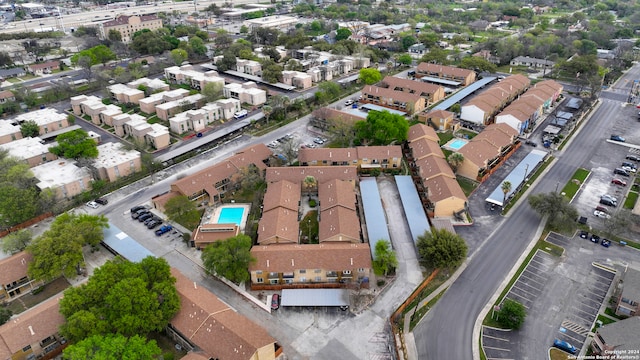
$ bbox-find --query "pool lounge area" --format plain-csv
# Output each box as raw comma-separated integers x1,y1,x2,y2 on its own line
210,204,251,231
442,138,469,151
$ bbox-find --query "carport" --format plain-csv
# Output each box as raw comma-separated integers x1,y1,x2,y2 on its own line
101,223,155,262
486,149,547,207
360,178,391,259
395,175,431,244
281,289,350,308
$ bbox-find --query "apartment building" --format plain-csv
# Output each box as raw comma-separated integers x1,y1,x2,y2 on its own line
460,74,530,126
456,123,518,181
138,88,190,115
361,85,426,115
235,59,262,77
156,93,205,121
191,223,240,250
418,109,456,131
381,76,445,106
99,14,163,43
495,79,563,134
108,83,145,105
127,77,170,93
591,317,640,358
223,82,267,106
242,15,298,31
121,116,171,150
0,136,57,167
0,251,41,302
94,142,142,182
11,108,69,136
164,64,225,90
31,159,91,200
615,267,640,317
0,120,22,144
298,146,402,169
282,70,312,90
415,62,476,86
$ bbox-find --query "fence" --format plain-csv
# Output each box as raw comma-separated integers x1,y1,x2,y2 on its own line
0,212,54,238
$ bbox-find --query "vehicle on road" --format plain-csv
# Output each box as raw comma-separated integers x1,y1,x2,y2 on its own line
601,239,611,248
233,109,248,119
155,224,173,236
610,135,625,142
553,339,577,354
344,99,354,106
590,234,601,244
271,294,280,310
614,168,630,177
86,201,99,209
594,210,610,219
94,198,108,205
611,178,627,186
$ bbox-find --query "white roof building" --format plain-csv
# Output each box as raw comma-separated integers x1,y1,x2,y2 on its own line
0,137,54,167
11,108,67,128
243,15,298,31
32,159,91,199
94,142,140,169
127,77,169,92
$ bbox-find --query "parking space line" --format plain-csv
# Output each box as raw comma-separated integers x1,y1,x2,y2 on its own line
591,272,615,282
560,332,585,344
518,273,546,288
483,346,511,352
576,301,600,312
512,283,540,298
515,277,544,292
482,335,510,342
506,293,530,309
486,358,515,360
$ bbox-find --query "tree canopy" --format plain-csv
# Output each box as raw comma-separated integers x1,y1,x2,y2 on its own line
201,234,254,284
59,257,180,343
0,229,32,254
528,192,578,232
27,213,109,282
165,195,201,230
49,129,99,159
70,45,116,67
63,334,162,360
359,68,382,85
416,228,468,269
372,240,398,276
20,120,39,138
354,110,409,145
496,299,526,329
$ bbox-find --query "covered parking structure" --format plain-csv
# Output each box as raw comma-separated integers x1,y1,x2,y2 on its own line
486,149,547,207
360,178,391,259
395,175,431,244
281,289,350,308
101,223,155,262
431,76,497,111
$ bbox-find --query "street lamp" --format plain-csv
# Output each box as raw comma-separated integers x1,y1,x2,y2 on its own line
308,219,311,243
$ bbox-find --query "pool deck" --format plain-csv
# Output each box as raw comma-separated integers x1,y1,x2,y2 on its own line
442,138,469,152
206,203,251,232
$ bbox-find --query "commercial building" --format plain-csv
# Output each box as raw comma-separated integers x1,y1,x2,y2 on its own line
98,14,163,43
94,142,142,182
591,317,640,357
223,82,267,106
0,136,57,167
32,159,92,200
242,15,298,32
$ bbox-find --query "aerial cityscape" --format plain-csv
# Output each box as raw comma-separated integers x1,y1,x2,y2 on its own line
0,0,639,359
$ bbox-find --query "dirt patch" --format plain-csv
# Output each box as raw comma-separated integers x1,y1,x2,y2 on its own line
5,277,70,315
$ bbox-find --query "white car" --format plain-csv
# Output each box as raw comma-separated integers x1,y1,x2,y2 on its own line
86,201,99,209
594,210,611,219
344,99,354,106
622,166,637,173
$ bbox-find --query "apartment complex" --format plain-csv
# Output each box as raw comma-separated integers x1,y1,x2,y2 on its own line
361,85,426,115
0,136,57,167
281,70,312,90
31,159,92,200
0,251,41,302
168,98,241,134
418,109,456,131
138,88,190,115
99,14,163,43
381,76,446,107
456,123,519,181
0,120,21,144
164,64,225,90
591,317,640,358
94,142,142,182
495,79,563,134
223,82,267,106
460,74,530,126
235,59,262,77
298,146,402,169
415,62,476,86
11,108,70,136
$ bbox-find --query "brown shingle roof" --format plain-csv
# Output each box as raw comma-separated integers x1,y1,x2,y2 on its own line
472,124,516,149
362,85,422,104
382,76,443,97
355,145,402,162
424,174,467,203
298,148,357,165
262,180,300,212
415,156,455,180
319,206,361,242
249,243,372,272
408,138,444,160
170,268,276,360
0,90,14,100
0,251,32,286
27,61,59,71
192,223,240,248
318,179,355,211
424,109,454,119
0,296,64,355
266,166,357,184
457,140,500,167
408,123,439,143
416,63,475,79
257,207,300,244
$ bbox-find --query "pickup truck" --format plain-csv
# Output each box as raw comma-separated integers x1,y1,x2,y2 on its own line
155,224,173,236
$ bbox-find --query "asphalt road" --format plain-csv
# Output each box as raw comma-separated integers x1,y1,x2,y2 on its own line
414,64,640,360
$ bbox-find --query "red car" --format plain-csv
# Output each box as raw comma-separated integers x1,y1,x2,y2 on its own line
612,178,627,186
271,294,280,310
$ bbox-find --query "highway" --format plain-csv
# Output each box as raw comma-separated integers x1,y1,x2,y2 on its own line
413,64,640,360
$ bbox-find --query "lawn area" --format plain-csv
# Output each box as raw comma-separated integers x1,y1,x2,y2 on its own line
5,277,70,315
455,129,477,139
605,307,626,320
457,176,479,196
437,131,454,144
7,77,21,83
624,191,638,209
549,348,569,360
560,168,590,200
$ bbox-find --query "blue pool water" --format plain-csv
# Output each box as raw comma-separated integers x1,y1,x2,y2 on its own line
448,139,468,150
217,207,245,225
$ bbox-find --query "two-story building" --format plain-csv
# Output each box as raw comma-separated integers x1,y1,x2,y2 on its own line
591,317,640,358
495,80,563,134
223,82,267,106
360,85,425,115
138,88,191,115
418,109,456,131
11,108,69,136
298,146,402,169
0,251,41,302
0,121,22,145
0,137,57,167
164,64,225,90
168,98,242,134
381,76,445,107
32,159,92,200
281,71,312,90
415,62,476,87
456,123,519,181
94,142,142,182
460,74,530,126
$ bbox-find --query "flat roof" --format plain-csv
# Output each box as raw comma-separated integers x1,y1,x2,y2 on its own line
101,223,155,263
361,103,407,116
281,288,349,307
486,149,547,207
223,69,295,91
0,136,48,159
360,178,391,259
32,160,88,190
395,175,431,243
12,108,67,127
432,76,497,111
38,124,81,141
543,125,561,134
94,142,140,168
419,76,461,86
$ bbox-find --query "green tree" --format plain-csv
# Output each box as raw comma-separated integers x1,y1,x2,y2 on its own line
59,257,179,343
496,299,526,329
164,195,201,230
528,192,579,232
400,35,416,51
1,229,32,254
450,103,461,114
49,129,99,159
0,151,40,229
398,54,413,66
0,308,11,325
460,56,497,73
63,334,162,359
420,48,449,65
240,25,249,34
315,81,342,103
335,28,352,41
262,105,273,125
20,120,40,138
201,235,255,284
354,110,409,145
170,48,188,65
108,29,122,42
359,68,382,85
416,228,468,269
501,181,512,206
447,152,464,173
372,240,397,276
201,82,222,103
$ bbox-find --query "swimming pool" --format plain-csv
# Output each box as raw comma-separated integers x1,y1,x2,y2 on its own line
443,138,469,151
217,207,245,226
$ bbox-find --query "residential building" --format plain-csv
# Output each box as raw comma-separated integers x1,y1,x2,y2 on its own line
310,107,366,130
510,55,555,70
191,223,240,249
70,95,106,123
456,123,518,181
0,136,57,167
158,144,272,208
169,98,242,133
138,88,190,115
298,146,402,169
0,296,66,360
94,142,141,182
32,159,92,199
120,116,171,150
282,71,312,90
258,180,301,245
164,64,225,90
472,50,500,64
98,14,163,43
99,104,124,126
108,83,145,105
592,317,640,358
25,60,60,75
0,120,22,145
156,94,205,121
11,108,69,136
361,85,426,115
249,243,371,287
223,82,267,106
317,179,360,242
418,109,456,131
236,59,262,77
381,76,445,106
0,90,15,103
415,62,476,86
495,80,563,134
167,268,281,360
242,15,298,32
266,166,358,185
127,77,170,92
407,122,439,143
616,267,640,317
254,46,287,62
460,74,530,125
0,251,41,302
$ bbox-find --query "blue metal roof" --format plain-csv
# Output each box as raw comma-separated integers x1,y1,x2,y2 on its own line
419,76,461,86
486,149,547,207
101,224,155,263
395,176,431,244
432,76,497,111
281,288,349,307
360,178,391,259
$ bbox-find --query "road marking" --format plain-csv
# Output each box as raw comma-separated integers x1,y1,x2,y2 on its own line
482,334,510,342
519,273,547,287
512,284,539,298
561,320,590,336
483,346,511,351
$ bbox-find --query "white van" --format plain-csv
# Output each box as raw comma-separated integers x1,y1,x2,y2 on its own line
233,110,248,119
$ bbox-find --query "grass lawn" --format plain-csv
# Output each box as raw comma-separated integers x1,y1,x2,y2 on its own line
7,77,21,83
560,168,590,200
437,131,454,144
455,129,477,139
605,307,626,320
549,348,569,360
624,191,638,209
457,176,479,196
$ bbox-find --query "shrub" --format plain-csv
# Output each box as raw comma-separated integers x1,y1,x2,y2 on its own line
309,199,317,207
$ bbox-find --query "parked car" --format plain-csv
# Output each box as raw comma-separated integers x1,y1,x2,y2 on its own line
94,198,108,205
524,140,537,147
147,220,161,229
591,234,601,244
579,230,589,239
595,206,609,214
86,201,99,209
138,213,153,222
613,168,630,177
132,209,149,219
611,178,627,186
144,216,161,225
610,135,626,142
601,239,611,248
601,194,618,203
131,205,146,213
313,137,324,144
626,154,640,162
271,294,280,310
344,99,354,106
594,210,611,219
622,161,638,170
600,198,616,207
233,109,248,119
155,224,173,236
621,165,637,173
553,339,577,354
